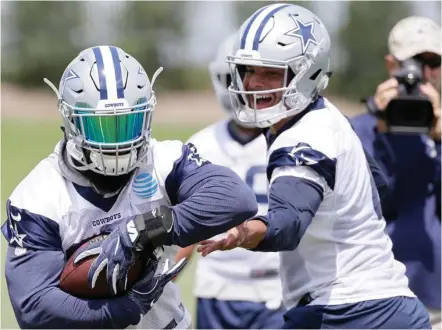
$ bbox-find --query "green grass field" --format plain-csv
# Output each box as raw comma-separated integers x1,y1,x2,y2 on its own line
1,118,203,328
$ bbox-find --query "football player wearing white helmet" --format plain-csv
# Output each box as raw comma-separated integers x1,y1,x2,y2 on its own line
2,46,258,329
197,4,431,328
175,32,285,329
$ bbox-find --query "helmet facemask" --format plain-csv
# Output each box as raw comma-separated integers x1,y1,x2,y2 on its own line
63,96,154,176
227,44,324,128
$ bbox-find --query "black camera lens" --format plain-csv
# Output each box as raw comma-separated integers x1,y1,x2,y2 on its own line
395,58,423,90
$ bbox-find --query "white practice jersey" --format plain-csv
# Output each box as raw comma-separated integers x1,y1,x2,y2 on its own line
7,139,192,329
267,97,415,309
189,119,282,305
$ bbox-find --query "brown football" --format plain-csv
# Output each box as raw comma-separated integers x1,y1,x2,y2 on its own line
59,234,145,298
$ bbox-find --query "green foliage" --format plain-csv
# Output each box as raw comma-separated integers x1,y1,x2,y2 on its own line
2,2,86,87
2,2,207,91
331,1,411,100
116,2,189,90
1,1,418,96
154,67,212,92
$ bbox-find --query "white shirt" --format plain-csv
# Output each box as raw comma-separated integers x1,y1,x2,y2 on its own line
267,97,415,309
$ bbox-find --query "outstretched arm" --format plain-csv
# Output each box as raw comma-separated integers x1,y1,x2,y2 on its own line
166,144,258,247
198,174,322,255
198,141,331,255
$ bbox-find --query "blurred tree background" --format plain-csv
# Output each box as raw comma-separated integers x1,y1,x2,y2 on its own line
330,1,412,99
1,2,86,87
234,0,313,26
1,1,438,101
116,1,210,91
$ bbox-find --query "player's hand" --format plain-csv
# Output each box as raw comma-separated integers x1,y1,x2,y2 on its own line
127,258,187,315
73,218,139,295
420,82,441,141
372,78,400,133
197,220,267,256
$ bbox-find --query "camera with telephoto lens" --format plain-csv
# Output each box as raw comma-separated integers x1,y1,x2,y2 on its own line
385,57,434,133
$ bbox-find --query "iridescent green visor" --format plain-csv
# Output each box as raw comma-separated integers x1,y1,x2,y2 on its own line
65,97,153,149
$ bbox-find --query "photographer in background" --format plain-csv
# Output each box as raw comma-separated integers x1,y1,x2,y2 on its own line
351,16,441,328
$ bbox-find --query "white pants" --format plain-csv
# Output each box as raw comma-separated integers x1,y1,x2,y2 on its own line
428,308,441,329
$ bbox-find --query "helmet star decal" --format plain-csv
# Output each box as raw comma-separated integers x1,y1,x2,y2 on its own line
63,69,80,83
284,14,318,54
9,212,26,248
138,65,147,76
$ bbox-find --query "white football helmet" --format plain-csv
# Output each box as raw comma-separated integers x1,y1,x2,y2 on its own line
209,33,237,114
209,31,258,128
227,3,332,128
45,46,162,176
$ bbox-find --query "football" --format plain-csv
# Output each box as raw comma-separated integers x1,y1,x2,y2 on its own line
60,234,145,298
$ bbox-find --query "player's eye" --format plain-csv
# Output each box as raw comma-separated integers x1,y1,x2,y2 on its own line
245,67,256,74
266,70,283,77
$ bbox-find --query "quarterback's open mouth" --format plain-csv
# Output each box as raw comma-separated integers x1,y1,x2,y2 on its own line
248,93,276,109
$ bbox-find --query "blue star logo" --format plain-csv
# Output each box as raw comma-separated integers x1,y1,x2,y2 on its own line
284,14,318,54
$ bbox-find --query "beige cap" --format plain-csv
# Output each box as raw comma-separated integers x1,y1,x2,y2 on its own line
388,16,441,61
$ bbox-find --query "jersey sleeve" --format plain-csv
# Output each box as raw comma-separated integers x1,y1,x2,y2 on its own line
153,140,258,247
251,175,323,252
267,126,337,191
2,199,142,329
250,124,336,252
163,142,213,205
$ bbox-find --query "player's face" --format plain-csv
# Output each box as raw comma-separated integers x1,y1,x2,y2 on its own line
243,66,285,110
